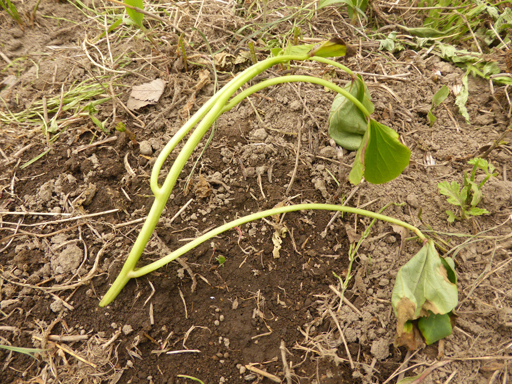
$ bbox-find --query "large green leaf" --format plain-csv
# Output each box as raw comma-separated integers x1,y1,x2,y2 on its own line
328,76,374,151
363,120,410,184
392,240,458,343
125,0,144,28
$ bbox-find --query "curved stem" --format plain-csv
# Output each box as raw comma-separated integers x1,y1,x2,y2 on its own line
131,204,424,278
100,53,370,307
222,75,370,117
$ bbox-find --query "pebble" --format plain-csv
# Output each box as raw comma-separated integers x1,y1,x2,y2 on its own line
214,320,220,326
249,128,268,142
319,146,337,159
50,299,64,313
406,193,420,208
139,141,153,155
122,324,134,335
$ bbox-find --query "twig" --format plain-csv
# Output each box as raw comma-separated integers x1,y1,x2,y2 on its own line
479,126,512,159
328,309,354,369
169,198,193,223
280,340,293,384
0,50,12,64
167,349,200,355
178,288,188,319
286,120,302,195
245,365,281,383
73,136,118,154
0,209,119,227
329,285,362,316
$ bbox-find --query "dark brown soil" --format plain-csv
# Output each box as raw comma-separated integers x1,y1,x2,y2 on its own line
1,1,512,384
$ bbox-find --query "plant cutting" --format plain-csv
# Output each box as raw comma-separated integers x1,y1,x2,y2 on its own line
97,36,455,347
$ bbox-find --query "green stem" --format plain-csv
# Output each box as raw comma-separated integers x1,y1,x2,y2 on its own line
99,53,368,307
100,204,424,306
223,75,370,117
131,203,424,275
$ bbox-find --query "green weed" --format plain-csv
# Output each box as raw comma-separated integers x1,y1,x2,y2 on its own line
438,158,497,222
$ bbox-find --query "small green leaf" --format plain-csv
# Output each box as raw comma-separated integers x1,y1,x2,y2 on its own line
418,312,453,345
427,110,437,126
467,207,489,217
432,85,449,107
318,0,354,10
400,25,458,38
363,119,411,184
455,72,470,123
347,124,368,185
438,181,463,207
397,376,421,384
308,38,351,58
125,0,144,28
446,210,458,223
379,32,403,52
440,257,457,284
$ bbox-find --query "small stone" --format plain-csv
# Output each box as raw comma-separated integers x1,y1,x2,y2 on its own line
406,194,420,208
379,278,390,287
239,366,246,374
249,128,268,142
139,141,153,155
219,314,225,322
123,324,134,335
289,100,302,111
111,323,117,329
214,320,220,326
51,244,82,274
319,146,337,159
126,360,134,368
371,338,390,360
50,299,64,313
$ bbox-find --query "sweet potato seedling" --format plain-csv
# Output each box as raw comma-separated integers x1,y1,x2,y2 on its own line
99,36,455,347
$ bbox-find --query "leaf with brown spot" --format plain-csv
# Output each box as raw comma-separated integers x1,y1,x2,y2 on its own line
392,240,458,349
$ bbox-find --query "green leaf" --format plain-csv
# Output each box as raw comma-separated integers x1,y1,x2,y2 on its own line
0,344,46,359
446,210,458,223
432,85,449,107
392,240,458,340
427,110,437,126
318,0,354,10
438,181,463,207
379,32,403,53
328,76,374,151
308,38,351,58
455,72,470,123
363,119,411,184
125,0,144,28
400,25,458,38
397,376,421,384
440,257,457,284
284,43,314,56
467,207,489,217
418,312,453,345
347,124,368,185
